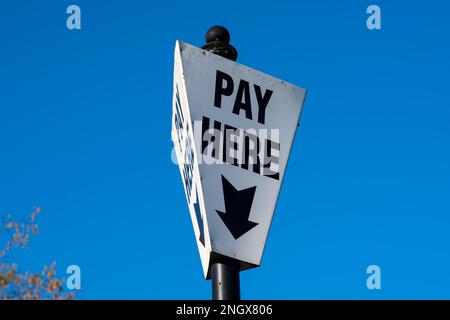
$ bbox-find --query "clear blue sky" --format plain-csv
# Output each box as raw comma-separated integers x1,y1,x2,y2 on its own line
1,1,449,299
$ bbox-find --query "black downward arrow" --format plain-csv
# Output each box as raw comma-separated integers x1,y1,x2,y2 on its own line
216,175,258,240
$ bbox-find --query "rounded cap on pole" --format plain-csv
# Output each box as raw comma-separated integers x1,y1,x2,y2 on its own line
202,25,238,61
205,26,231,44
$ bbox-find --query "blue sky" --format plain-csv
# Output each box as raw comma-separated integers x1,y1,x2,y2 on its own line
0,1,449,299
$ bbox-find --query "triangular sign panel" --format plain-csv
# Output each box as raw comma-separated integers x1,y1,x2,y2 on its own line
171,41,306,279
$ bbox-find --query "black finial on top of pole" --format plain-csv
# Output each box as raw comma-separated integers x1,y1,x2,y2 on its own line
202,26,238,61
205,25,230,43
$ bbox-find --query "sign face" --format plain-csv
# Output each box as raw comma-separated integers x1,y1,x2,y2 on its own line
171,41,306,278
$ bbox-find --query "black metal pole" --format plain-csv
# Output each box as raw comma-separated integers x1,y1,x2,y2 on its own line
211,258,240,300
202,26,240,300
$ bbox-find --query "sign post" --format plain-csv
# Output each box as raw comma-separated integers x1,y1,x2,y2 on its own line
171,26,307,300
202,26,242,300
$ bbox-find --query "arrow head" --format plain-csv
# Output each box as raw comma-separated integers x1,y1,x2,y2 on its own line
216,175,258,240
216,210,258,240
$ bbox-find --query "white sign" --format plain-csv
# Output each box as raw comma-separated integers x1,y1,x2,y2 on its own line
171,41,306,279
